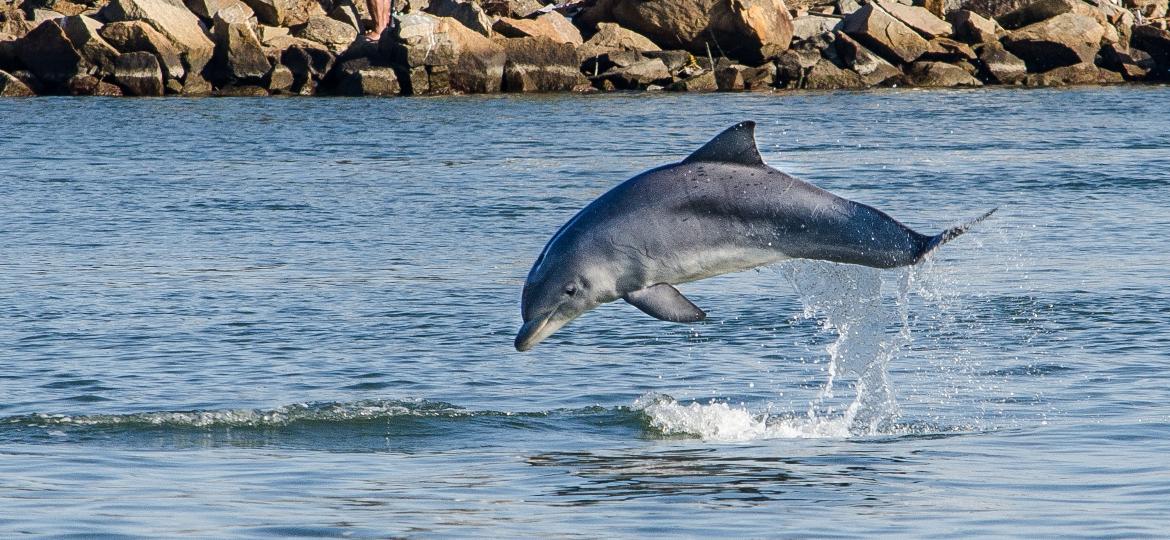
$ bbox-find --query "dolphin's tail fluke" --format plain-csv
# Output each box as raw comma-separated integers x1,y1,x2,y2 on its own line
915,208,997,264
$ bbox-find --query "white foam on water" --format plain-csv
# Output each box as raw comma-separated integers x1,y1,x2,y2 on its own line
638,260,932,441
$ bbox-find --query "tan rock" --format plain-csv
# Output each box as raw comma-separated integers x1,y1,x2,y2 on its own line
1025,62,1120,86
101,0,215,74
493,12,583,45
16,20,87,87
292,15,357,53
578,22,660,59
239,0,324,27
58,15,120,77
385,13,505,94
213,17,271,82
874,0,952,38
976,40,1026,83
1002,12,1103,72
803,57,866,89
842,2,929,64
600,0,794,64
667,69,716,91
950,9,1001,44
834,31,901,86
426,0,492,37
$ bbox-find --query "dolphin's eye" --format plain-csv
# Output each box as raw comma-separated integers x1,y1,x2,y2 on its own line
564,285,577,297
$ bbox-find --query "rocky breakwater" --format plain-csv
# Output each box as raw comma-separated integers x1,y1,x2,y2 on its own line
0,0,1167,96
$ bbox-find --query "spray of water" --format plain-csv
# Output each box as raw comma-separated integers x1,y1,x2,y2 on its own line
637,260,933,442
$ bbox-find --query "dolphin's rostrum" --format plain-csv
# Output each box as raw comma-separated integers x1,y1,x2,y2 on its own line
515,122,995,352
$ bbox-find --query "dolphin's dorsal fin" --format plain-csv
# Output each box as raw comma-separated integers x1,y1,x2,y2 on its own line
682,121,765,166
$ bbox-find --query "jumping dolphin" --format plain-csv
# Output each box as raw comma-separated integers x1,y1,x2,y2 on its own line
515,121,994,352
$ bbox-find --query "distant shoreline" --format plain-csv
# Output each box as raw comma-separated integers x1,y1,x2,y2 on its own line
1,0,1167,98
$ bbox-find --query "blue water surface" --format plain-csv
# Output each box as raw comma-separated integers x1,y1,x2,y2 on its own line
1,87,1168,537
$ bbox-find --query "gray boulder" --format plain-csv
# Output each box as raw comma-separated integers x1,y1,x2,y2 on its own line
113,50,165,95
803,57,866,89
338,65,400,95
667,69,716,91
792,14,841,42
597,57,671,89
265,62,293,91
842,2,930,64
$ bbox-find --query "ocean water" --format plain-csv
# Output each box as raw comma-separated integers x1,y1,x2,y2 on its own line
1,88,1168,537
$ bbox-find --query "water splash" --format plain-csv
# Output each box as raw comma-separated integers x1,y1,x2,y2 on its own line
639,260,931,441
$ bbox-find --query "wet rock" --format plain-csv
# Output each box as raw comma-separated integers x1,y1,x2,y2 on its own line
905,60,982,85
58,15,119,77
384,13,505,94
975,40,1026,83
113,50,165,95
1002,13,1103,72
581,0,795,65
101,0,215,75
578,22,660,59
667,69,716,91
498,36,588,92
280,42,334,90
803,57,866,88
181,71,213,93
427,0,492,37
67,73,124,94
239,0,324,26
873,0,952,38
1024,62,1121,85
337,65,400,94
212,17,270,83
598,57,671,89
0,68,36,96
16,20,86,88
214,83,269,94
949,9,1001,43
714,63,745,90
265,62,293,90
492,12,582,45
1097,42,1152,80
100,20,186,82
480,0,544,18
1131,25,1170,77
842,2,930,64
834,31,901,85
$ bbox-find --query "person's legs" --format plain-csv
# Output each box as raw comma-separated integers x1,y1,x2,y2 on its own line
364,0,390,38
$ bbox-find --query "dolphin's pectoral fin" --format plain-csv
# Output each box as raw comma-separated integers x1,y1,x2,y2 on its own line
623,284,706,323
